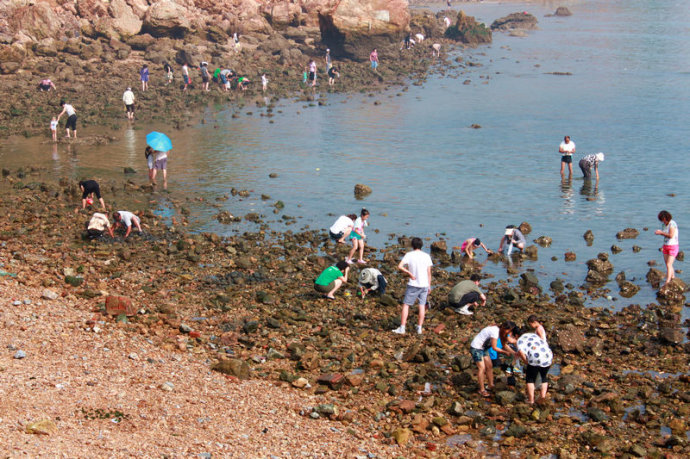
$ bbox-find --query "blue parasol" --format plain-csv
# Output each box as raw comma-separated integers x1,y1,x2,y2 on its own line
146,131,173,151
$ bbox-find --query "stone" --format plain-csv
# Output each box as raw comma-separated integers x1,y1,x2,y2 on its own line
160,381,174,391
518,221,532,235
587,407,608,422
179,324,192,334
447,401,463,416
524,245,538,259
583,230,594,242
430,240,447,253
534,236,552,247
292,377,309,388
504,423,527,438
392,427,412,446
316,404,338,416
554,7,573,17
266,348,284,360
495,390,516,406
519,272,540,292
143,1,192,38
14,350,26,359
445,11,492,45
616,228,639,239
353,183,372,197
646,268,665,288
105,295,137,316
317,373,344,389
41,289,59,300
345,373,364,387
657,278,687,305
211,359,250,380
491,12,538,32
564,252,576,261
65,275,84,287
553,324,585,353
25,419,57,435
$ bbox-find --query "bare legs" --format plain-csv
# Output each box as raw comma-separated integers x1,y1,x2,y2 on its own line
663,252,676,286
476,356,494,394
399,302,425,328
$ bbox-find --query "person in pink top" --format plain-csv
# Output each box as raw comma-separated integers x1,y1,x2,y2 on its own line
38,78,56,91
459,237,493,259
370,49,379,70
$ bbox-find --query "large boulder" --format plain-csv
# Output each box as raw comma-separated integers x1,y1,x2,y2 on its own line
491,12,538,32
5,2,70,41
552,324,585,354
444,10,491,45
143,0,192,38
0,43,26,73
319,0,410,60
107,0,143,38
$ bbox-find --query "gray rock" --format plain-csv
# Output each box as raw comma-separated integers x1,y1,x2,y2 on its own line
179,324,192,334
495,390,516,405
14,350,26,359
587,407,609,422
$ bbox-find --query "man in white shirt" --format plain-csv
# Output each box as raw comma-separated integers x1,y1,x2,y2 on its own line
393,237,433,335
113,211,142,238
122,87,135,120
559,135,575,178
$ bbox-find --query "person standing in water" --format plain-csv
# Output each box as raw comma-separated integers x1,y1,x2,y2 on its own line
654,210,679,287
579,152,605,180
57,100,78,139
559,135,576,178
122,87,135,120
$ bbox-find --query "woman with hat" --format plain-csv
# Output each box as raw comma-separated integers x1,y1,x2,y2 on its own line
579,152,605,180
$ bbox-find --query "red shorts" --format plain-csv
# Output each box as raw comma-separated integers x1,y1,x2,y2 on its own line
662,245,679,257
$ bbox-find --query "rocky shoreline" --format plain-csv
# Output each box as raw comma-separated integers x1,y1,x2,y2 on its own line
1,164,689,456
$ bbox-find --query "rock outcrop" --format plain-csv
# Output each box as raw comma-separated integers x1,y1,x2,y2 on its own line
444,11,491,45
491,12,538,32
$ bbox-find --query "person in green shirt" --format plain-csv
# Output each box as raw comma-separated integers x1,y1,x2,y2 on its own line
448,273,486,316
314,260,350,299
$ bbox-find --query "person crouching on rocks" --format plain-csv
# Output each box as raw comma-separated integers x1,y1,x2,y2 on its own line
329,214,356,244
448,273,486,316
113,211,142,239
470,321,517,397
85,212,114,239
579,152,605,180
358,267,387,298
498,225,525,255
460,237,493,259
314,260,350,300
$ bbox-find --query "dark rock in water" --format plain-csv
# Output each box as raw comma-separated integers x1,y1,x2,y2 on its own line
431,240,447,253
553,324,585,353
619,280,639,298
554,7,573,17
445,11,492,45
211,359,250,380
583,229,594,243
123,167,136,174
646,268,664,288
616,228,639,239
353,183,372,198
520,272,540,292
610,245,622,254
504,423,527,438
524,245,538,259
657,278,687,305
564,251,576,262
503,288,519,303
491,12,538,32
216,211,237,224
534,236,552,247
550,279,564,292
244,212,260,222
659,326,683,345
586,254,613,283
677,250,684,261
518,221,532,235
269,173,278,178
470,124,481,129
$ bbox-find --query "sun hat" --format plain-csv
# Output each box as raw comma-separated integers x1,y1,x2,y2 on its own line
504,228,515,237
595,152,605,162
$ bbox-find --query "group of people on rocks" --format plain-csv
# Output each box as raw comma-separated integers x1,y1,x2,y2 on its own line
317,212,555,403
77,180,143,240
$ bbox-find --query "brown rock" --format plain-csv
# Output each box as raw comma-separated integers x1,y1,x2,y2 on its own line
616,228,639,239
105,295,137,316
391,427,412,446
25,419,57,435
143,1,192,38
564,251,576,262
430,240,447,253
518,221,532,235
211,359,250,380
552,324,585,353
353,183,372,197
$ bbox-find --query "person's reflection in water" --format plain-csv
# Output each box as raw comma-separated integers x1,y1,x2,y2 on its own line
50,143,61,175
559,177,574,215
580,178,599,201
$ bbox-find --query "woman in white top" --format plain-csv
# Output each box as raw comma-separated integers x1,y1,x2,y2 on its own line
654,210,679,287
470,322,517,397
329,214,356,244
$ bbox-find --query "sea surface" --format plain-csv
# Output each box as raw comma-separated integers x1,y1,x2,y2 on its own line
2,0,689,319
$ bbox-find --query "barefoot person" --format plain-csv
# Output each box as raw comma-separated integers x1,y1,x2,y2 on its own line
392,237,433,335
559,135,575,178
329,214,356,244
346,208,370,264
654,210,679,287
516,331,553,404
579,152,604,180
144,146,155,184
449,273,486,316
314,260,350,299
50,117,58,142
370,48,379,71
460,237,492,259
470,322,517,397
139,64,149,91
78,180,106,211
151,149,169,190
122,87,135,120
113,211,142,239
498,225,526,254
57,100,77,138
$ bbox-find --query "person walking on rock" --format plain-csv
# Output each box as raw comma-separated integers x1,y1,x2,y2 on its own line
392,237,433,335
559,135,575,178
449,273,486,316
579,152,605,180
57,100,77,138
655,210,679,287
139,64,149,92
151,148,169,190
145,146,155,184
370,48,379,71
308,60,317,87
163,62,173,85
78,179,107,211
122,87,135,120
314,260,350,299
470,322,517,397
200,62,210,92
113,210,142,239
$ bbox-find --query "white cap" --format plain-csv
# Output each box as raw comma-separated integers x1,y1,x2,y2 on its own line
326,48,330,52
504,228,515,236
595,152,605,162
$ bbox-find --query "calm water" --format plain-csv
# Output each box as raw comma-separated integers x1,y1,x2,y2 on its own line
2,0,689,315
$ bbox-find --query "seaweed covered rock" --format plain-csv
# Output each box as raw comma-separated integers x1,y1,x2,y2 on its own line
491,12,538,32
445,11,492,45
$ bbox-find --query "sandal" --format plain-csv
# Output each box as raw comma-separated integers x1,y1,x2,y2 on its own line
322,295,335,300
478,391,491,397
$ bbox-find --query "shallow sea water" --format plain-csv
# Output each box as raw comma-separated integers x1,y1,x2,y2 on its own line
1,0,689,321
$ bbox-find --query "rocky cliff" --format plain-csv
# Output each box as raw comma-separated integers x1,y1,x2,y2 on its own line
0,0,410,73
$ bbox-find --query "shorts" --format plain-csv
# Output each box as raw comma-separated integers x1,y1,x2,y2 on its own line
561,155,572,164
220,74,227,84
349,231,363,241
141,76,149,82
66,114,77,130
314,281,335,294
525,365,550,384
147,155,154,170
82,184,101,199
309,71,315,82
450,291,480,309
371,61,378,69
39,83,51,91
579,158,592,178
329,230,344,241
183,75,190,84
402,285,428,306
471,347,490,362
460,240,470,252
202,75,209,83
126,104,134,113
154,158,167,170
662,244,679,257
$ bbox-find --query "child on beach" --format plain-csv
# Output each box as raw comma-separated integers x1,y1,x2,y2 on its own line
459,237,493,259
145,146,155,184
527,315,547,341
261,73,268,92
654,210,679,287
50,117,58,142
346,208,370,264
